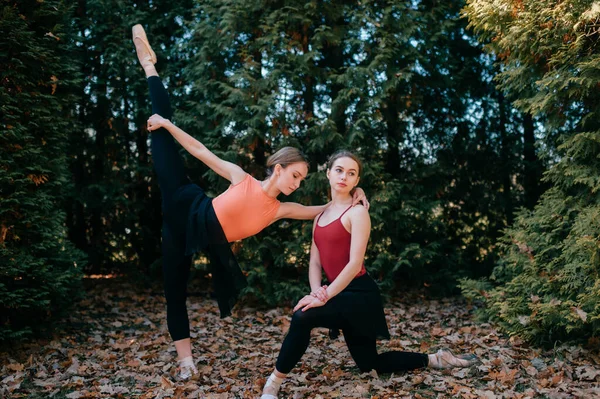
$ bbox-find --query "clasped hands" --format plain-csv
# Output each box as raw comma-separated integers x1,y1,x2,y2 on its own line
293,285,329,312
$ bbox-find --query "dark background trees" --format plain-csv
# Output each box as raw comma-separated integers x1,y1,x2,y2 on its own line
1,0,86,340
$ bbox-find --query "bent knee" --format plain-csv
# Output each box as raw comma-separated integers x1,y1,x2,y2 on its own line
291,309,316,327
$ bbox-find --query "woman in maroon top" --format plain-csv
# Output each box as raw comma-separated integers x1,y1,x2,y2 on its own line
261,151,478,399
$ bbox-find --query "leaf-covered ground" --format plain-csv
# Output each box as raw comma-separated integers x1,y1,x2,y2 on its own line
2,278,600,399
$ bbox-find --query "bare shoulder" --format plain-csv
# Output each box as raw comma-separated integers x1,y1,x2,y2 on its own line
348,204,370,223
349,204,369,216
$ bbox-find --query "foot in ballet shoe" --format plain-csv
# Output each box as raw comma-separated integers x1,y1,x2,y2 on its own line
132,24,157,68
178,363,198,380
429,348,479,369
261,373,283,399
177,357,198,381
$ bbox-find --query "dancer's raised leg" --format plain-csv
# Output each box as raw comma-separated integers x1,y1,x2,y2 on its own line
146,75,190,205
133,24,189,204
133,24,158,77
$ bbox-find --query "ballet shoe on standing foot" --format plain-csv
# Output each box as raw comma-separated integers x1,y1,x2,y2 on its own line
260,373,284,399
132,24,157,69
177,357,198,380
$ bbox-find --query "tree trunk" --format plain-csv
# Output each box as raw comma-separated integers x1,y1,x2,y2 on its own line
498,92,513,225
522,112,540,209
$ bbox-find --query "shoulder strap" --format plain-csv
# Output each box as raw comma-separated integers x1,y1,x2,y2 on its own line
339,205,353,219
316,211,325,223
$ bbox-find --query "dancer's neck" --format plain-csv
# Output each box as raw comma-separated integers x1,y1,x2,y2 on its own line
261,176,281,198
330,191,353,208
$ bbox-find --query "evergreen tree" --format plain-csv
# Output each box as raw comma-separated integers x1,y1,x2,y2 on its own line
0,0,86,340
461,0,600,344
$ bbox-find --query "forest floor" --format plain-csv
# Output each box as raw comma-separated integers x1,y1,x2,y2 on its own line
1,277,599,399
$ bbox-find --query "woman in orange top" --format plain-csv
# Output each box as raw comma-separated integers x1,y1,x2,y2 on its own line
132,25,368,379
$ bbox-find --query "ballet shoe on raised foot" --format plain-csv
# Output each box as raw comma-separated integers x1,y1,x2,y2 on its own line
429,348,479,369
132,24,157,68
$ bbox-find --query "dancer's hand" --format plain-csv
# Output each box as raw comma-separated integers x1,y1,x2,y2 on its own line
311,285,328,303
293,295,325,312
300,296,325,312
352,187,369,209
293,295,313,312
147,114,170,132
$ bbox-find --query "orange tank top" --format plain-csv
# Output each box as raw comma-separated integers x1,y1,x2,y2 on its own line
212,174,280,242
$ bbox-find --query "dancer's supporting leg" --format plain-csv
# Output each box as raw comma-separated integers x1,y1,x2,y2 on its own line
133,24,197,378
162,223,196,378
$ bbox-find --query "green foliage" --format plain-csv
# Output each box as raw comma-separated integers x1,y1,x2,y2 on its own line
0,0,86,341
461,0,600,345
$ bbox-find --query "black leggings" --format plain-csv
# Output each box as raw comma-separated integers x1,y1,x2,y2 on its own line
148,76,194,341
275,306,429,374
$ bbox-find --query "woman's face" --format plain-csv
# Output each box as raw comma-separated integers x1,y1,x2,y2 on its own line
274,162,309,195
327,157,360,194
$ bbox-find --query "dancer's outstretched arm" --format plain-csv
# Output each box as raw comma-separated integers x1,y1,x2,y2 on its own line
274,188,369,221
147,114,247,185
274,202,329,221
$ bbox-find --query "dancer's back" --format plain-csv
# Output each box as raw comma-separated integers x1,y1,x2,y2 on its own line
212,174,280,242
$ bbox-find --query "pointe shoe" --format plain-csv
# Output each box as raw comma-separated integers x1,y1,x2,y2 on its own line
132,24,157,67
177,357,198,380
429,348,479,369
260,373,283,399
178,363,198,380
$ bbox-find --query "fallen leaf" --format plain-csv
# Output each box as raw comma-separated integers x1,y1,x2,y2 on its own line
572,307,588,322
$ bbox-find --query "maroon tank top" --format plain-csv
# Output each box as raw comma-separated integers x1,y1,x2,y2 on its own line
314,205,367,282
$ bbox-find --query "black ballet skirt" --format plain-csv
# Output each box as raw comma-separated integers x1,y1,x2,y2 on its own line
327,274,391,340
169,183,247,318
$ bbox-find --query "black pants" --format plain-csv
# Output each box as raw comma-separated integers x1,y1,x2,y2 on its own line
148,76,194,341
275,305,429,374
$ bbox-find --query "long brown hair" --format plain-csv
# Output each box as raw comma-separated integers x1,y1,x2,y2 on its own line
266,147,309,177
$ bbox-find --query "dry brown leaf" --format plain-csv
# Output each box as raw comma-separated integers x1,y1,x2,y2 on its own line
572,307,588,322
6,363,24,372
45,32,60,40
160,375,173,389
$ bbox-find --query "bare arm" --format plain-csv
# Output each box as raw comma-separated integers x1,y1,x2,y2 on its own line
308,221,323,293
273,187,370,223
147,114,247,184
274,202,330,222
